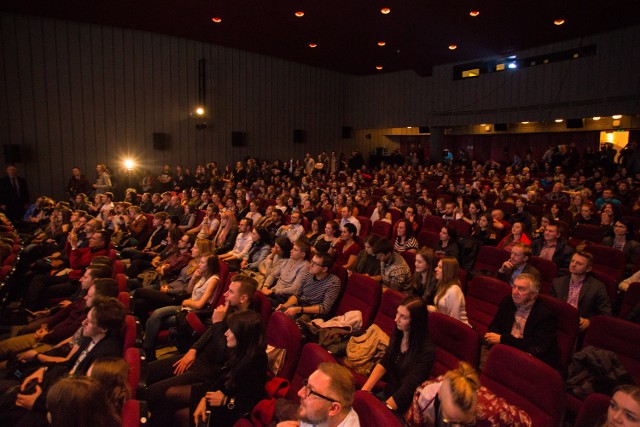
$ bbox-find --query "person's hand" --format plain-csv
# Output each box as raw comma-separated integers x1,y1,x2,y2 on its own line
499,260,514,273
20,367,46,392
284,306,301,317
31,310,49,318
18,349,39,363
579,317,591,331
68,232,78,247
192,268,203,281
240,259,248,269
173,349,197,375
160,285,170,293
181,300,192,309
193,397,208,425
484,332,501,345
212,301,229,324
16,386,42,410
59,300,72,308
275,304,286,312
276,422,301,427
261,287,273,296
205,390,225,406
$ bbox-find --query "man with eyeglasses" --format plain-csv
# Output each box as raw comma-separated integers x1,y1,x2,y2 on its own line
278,362,360,427
276,252,341,320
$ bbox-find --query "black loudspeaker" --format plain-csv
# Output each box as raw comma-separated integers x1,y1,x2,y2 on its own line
418,126,430,134
153,133,170,150
231,131,246,147
566,118,584,129
3,144,21,164
293,129,305,144
341,126,353,139
494,123,508,132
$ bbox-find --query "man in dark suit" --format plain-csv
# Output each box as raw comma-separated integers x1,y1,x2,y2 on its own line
497,242,541,286
0,165,29,222
551,250,611,331
485,273,559,368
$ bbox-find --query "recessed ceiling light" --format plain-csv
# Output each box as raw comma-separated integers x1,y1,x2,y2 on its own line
295,11,304,17
211,17,222,23
449,44,457,50
554,19,565,26
555,119,564,123
612,115,622,119
521,121,530,124
470,11,480,17
376,65,383,70
309,43,317,48
381,8,391,14
378,41,386,47
592,117,601,121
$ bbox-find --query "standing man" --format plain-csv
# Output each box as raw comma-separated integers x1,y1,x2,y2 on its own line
92,163,111,195
0,165,29,222
67,167,91,201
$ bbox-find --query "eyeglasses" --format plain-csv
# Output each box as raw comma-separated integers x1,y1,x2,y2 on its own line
310,261,325,268
302,379,339,403
438,405,476,427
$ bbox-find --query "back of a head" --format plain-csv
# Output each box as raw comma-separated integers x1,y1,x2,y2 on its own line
89,357,130,413
443,361,480,413
233,274,258,300
93,278,119,299
91,297,126,334
318,362,356,410
47,376,120,427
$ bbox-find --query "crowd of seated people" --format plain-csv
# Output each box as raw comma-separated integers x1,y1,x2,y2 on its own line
1,144,640,425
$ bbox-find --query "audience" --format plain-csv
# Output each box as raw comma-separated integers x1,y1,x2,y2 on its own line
3,147,640,425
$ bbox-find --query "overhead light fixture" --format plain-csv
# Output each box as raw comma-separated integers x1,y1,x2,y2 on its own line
612,114,622,119
554,19,565,26
294,11,304,17
555,119,564,123
592,116,601,121
381,8,391,14
376,65,383,70
377,41,386,46
449,44,457,50
309,43,317,48
211,17,222,23
195,107,205,116
507,62,517,69
470,11,480,17
521,121,530,124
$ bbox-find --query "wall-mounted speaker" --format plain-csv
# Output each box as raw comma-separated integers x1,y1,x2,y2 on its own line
418,126,430,134
341,126,353,139
293,129,305,143
3,144,21,163
231,131,246,147
153,133,170,150
566,118,584,129
494,123,508,132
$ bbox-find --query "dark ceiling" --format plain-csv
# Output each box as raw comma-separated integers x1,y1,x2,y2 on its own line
2,0,640,76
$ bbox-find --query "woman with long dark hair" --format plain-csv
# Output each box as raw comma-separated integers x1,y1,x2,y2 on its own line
192,310,267,427
361,295,435,415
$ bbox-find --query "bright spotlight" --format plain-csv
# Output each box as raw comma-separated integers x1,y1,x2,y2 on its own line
195,107,205,116
124,159,135,170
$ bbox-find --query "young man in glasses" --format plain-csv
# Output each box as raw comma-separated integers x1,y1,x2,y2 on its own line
278,362,360,427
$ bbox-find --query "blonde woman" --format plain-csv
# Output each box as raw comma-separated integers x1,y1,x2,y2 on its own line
429,257,471,326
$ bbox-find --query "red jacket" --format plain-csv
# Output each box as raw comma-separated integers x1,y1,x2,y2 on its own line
68,246,115,279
